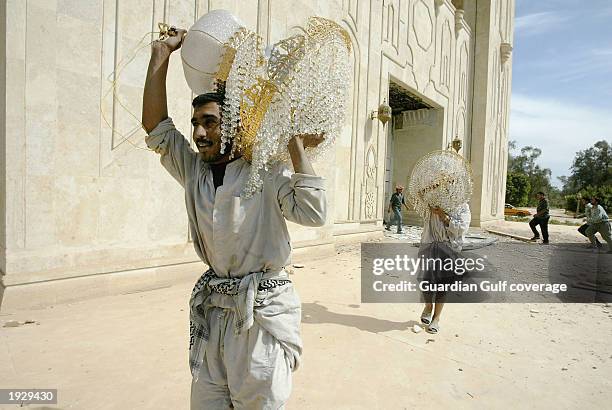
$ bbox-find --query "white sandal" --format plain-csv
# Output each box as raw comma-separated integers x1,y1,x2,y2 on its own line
427,320,440,334
420,310,433,325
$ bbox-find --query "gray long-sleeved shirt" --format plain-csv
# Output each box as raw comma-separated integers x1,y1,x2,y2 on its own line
587,204,609,225
146,117,327,278
421,203,471,252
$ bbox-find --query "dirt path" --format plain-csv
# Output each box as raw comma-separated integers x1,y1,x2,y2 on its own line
487,219,590,243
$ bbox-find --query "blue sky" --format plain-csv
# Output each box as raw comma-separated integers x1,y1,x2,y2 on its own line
510,0,612,187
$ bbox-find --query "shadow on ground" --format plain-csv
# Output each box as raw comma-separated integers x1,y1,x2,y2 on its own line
548,243,612,303
301,302,419,333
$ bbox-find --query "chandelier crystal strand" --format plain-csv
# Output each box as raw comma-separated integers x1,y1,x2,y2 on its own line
209,16,351,197
407,150,474,219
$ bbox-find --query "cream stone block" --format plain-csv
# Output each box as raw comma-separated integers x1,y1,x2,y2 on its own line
1,22,4,258
108,82,145,136
25,5,59,178
24,103,58,178
266,0,310,41
166,0,197,30
100,84,153,178
287,219,333,243
114,34,151,89
147,176,189,244
31,0,58,12
334,145,352,221
50,272,113,303
100,9,118,91
55,70,100,177
106,267,164,295
166,56,193,125
25,4,58,69
58,0,103,23
414,1,434,51
1,280,62,310
338,119,353,147
97,176,150,244
0,260,204,311
4,176,25,251
406,13,436,92
54,176,101,247
5,58,26,178
6,0,26,60
3,240,198,285
5,250,66,282
6,273,110,309
117,0,154,40
24,176,57,249
100,138,152,179
214,0,260,30
56,13,102,76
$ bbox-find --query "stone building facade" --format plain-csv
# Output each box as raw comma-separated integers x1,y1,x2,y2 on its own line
0,0,514,309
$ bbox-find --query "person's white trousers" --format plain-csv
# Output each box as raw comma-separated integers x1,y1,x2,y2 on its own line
190,304,292,410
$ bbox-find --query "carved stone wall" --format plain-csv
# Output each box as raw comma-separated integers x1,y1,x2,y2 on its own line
470,0,514,223
0,0,514,308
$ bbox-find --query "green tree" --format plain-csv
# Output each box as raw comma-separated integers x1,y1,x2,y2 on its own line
507,144,555,206
565,186,612,212
558,140,612,211
560,140,611,193
507,140,517,171
505,172,530,206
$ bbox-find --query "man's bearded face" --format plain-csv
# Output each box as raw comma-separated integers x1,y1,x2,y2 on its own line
191,102,227,163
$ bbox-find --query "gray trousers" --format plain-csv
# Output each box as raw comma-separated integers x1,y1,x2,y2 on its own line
585,221,612,250
386,208,403,233
190,304,292,410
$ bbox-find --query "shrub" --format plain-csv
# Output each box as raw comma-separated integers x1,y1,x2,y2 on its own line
565,186,612,212
505,172,531,207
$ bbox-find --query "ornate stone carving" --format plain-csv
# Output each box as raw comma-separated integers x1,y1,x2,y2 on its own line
338,19,359,221
434,0,445,16
500,42,513,65
364,146,377,219
365,192,376,219
382,0,401,52
413,0,433,51
366,146,376,178
440,20,452,89
346,0,359,27
458,42,468,105
490,51,499,118
456,110,466,139
455,9,465,35
400,108,437,128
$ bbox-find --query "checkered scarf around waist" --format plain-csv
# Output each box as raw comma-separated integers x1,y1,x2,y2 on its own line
188,268,292,380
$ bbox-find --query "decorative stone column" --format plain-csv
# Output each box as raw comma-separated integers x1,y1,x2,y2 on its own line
434,0,445,16
455,8,465,36
500,42,513,65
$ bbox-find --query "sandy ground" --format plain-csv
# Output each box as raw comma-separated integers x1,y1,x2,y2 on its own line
514,208,583,226
487,218,593,243
1,223,612,409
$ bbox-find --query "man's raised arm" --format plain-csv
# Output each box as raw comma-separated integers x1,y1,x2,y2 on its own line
275,135,327,227
142,28,186,133
287,134,326,176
